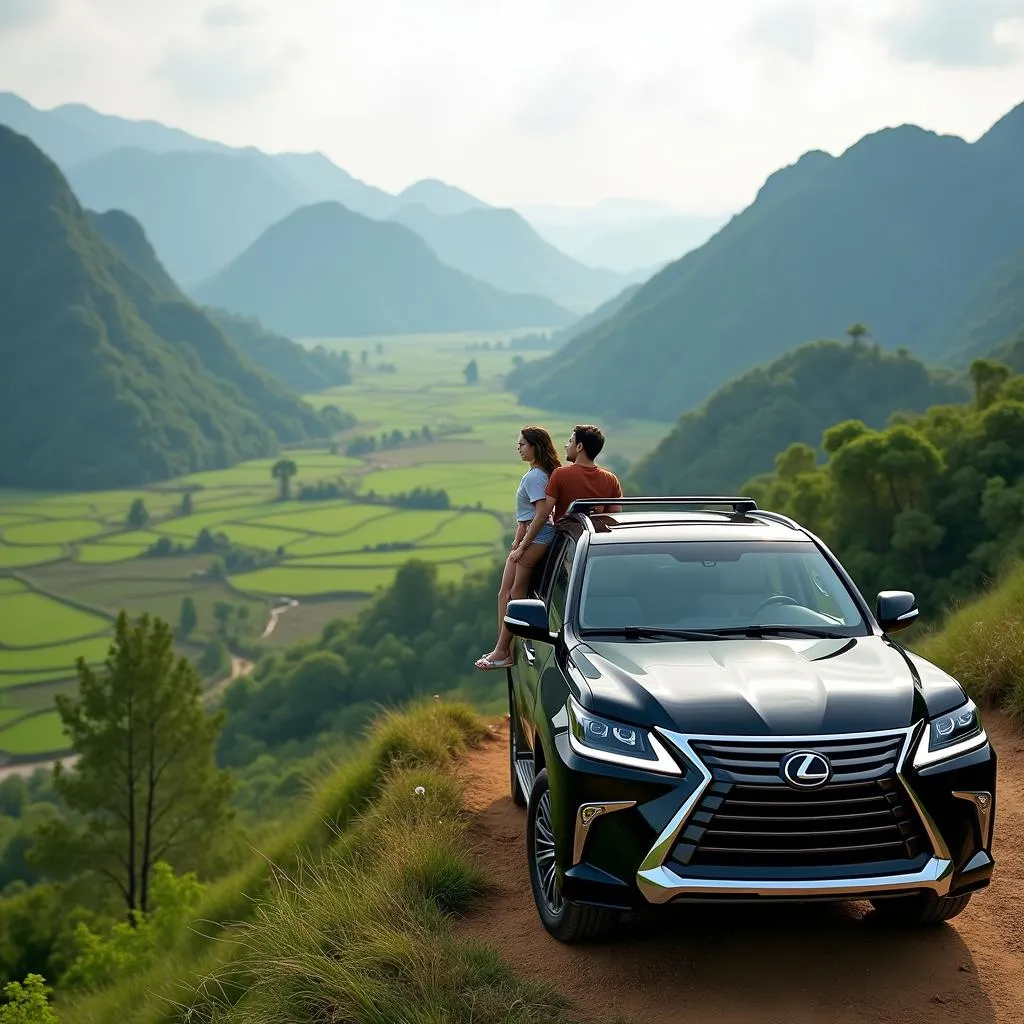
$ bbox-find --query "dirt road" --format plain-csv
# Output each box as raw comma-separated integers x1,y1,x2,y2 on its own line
456,715,1023,1024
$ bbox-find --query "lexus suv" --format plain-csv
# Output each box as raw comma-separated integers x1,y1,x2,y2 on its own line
503,497,997,942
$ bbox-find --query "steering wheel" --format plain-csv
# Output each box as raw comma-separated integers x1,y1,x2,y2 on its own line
749,594,801,618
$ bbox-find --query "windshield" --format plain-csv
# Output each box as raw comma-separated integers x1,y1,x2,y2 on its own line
577,540,869,637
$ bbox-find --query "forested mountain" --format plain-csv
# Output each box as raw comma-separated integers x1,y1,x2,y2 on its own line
89,209,353,392
629,339,969,495
193,201,574,337
925,248,1024,366
513,100,1024,419
388,203,634,309
0,125,330,490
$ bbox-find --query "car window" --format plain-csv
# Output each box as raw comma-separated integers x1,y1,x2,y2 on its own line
547,538,576,632
576,540,868,636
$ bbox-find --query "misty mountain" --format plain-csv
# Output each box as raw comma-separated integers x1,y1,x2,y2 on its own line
396,179,489,215
388,203,634,310
513,99,1024,420
193,201,574,338
67,146,306,284
535,213,730,273
0,125,331,490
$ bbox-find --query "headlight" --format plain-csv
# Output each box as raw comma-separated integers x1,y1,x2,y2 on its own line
913,697,987,768
566,695,681,774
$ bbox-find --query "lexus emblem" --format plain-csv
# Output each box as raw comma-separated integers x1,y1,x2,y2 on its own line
781,750,832,789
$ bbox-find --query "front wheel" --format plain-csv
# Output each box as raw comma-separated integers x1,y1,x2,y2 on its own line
870,891,972,926
526,768,619,942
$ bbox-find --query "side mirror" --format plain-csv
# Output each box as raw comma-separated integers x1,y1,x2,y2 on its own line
504,598,555,645
876,590,919,633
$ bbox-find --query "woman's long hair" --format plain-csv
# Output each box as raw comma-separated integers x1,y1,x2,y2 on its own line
521,425,561,477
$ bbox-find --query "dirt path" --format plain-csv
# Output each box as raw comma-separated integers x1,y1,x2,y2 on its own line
456,716,1024,1024
261,599,299,638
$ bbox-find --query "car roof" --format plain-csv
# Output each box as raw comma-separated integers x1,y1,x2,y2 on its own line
570,510,811,545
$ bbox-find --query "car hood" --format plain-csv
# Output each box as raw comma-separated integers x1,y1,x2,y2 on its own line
571,636,966,736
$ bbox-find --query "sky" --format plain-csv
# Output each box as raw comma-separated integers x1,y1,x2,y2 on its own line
1,0,1023,215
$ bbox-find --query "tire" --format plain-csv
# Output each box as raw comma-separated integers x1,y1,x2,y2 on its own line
526,768,619,942
870,891,973,926
509,689,527,808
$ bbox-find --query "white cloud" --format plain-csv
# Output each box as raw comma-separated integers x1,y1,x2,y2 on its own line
0,0,1021,211
881,0,1024,67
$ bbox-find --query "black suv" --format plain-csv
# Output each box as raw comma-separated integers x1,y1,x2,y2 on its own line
504,497,997,942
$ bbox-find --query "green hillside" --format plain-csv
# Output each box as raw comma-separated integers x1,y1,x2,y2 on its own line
0,125,329,491
388,203,633,309
513,100,1024,419
193,201,575,338
927,248,1024,366
89,209,355,394
630,339,968,495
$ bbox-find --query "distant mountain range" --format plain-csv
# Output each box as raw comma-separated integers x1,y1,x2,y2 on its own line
0,93,659,311
0,124,341,490
192,202,574,338
388,203,643,310
512,98,1024,419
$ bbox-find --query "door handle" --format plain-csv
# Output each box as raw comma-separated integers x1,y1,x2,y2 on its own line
523,644,536,665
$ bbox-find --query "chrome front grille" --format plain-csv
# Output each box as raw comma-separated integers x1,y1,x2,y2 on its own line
669,734,929,871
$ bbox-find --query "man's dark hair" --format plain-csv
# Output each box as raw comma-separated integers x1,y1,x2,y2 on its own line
573,424,606,460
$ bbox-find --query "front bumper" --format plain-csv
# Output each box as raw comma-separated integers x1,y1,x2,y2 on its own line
551,722,996,909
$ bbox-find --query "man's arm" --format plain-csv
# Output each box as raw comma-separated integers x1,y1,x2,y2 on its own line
604,475,623,514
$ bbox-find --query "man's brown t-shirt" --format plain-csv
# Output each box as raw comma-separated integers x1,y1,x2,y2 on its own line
546,464,623,521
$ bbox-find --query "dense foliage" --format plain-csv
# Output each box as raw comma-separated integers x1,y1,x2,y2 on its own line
0,126,333,490
217,558,501,766
744,356,1024,614
192,201,573,337
629,338,968,494
514,102,1024,418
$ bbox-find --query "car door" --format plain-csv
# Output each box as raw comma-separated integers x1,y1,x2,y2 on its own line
517,535,576,747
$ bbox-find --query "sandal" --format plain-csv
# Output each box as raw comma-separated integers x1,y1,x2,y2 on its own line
474,654,514,670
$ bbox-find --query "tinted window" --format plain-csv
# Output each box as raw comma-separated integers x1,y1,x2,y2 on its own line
547,539,576,632
577,540,867,635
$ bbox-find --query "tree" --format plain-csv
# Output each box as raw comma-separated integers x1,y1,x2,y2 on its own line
463,359,479,385
126,498,149,528
178,597,197,638
32,613,233,919
180,492,193,516
846,322,870,346
271,458,298,501
970,358,1013,411
0,974,57,1024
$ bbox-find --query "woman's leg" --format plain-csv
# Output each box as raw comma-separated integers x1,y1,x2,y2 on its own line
475,527,524,668
489,541,550,662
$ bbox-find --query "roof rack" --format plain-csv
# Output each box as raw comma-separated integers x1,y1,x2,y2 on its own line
565,496,759,517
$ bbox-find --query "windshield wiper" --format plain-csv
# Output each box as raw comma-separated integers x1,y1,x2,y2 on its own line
707,625,850,639
581,626,730,641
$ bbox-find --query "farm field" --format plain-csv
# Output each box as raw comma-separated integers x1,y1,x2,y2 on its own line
0,330,665,759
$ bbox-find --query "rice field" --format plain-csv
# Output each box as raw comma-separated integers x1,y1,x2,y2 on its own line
0,329,666,756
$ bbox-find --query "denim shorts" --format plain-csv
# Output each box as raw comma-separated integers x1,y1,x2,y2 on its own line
531,522,557,546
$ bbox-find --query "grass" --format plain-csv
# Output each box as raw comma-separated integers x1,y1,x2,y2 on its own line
230,565,398,597
911,560,1024,718
1,519,108,545
52,701,596,1024
0,709,69,755
0,634,112,677
0,542,66,568
0,592,110,648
